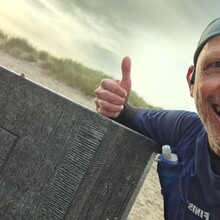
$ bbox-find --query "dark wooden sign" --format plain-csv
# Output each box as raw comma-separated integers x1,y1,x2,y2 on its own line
0,66,158,220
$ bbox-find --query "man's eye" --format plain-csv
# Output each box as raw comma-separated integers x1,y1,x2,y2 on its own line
212,61,220,67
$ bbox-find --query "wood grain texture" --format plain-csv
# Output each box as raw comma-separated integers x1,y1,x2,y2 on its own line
0,66,159,220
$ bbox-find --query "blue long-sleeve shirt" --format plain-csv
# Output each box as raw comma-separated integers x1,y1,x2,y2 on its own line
115,105,220,220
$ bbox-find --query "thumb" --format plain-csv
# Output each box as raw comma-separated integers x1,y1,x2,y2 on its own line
119,56,132,103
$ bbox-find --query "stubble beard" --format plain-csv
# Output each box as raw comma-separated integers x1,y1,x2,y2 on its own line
195,90,220,150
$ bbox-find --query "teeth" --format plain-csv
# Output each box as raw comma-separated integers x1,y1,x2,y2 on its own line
216,106,220,113
209,96,220,115
213,104,220,116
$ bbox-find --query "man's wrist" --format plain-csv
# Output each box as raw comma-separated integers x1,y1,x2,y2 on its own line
112,104,140,129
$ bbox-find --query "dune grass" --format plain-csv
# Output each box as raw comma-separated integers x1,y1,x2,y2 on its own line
0,30,160,109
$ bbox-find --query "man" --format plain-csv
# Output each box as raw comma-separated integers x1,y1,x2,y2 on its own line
94,18,220,220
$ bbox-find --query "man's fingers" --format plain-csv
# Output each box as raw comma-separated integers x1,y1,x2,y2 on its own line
97,108,120,118
120,56,131,89
95,99,124,113
100,79,127,97
120,56,131,104
94,57,132,116
95,89,126,105
121,56,131,84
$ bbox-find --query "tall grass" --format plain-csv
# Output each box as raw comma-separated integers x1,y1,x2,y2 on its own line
0,31,160,109
0,30,7,39
0,36,39,61
41,57,109,97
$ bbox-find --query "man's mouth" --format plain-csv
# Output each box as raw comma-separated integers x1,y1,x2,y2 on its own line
212,104,220,117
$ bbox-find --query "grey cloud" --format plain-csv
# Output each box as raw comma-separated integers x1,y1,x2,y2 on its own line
50,0,220,39
29,0,56,16
81,42,121,77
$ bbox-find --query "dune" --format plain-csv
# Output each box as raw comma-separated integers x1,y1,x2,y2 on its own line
0,50,163,219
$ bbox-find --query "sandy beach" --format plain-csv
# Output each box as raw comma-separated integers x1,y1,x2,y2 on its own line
0,51,163,219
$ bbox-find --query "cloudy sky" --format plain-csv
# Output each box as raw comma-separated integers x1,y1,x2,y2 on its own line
0,0,220,111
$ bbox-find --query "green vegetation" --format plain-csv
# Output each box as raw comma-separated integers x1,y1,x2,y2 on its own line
0,30,7,39
0,31,160,109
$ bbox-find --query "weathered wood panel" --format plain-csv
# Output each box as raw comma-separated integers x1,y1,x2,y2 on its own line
0,66,159,220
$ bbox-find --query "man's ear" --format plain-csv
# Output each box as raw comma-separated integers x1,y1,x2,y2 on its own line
186,65,195,97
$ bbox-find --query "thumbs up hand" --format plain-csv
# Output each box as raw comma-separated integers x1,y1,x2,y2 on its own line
94,57,132,118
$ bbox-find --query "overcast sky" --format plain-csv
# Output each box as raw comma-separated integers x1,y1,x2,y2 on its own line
0,0,220,111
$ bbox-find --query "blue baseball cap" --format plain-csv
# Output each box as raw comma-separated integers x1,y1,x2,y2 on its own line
194,17,220,65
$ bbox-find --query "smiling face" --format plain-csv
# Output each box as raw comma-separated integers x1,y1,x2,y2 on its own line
190,35,220,155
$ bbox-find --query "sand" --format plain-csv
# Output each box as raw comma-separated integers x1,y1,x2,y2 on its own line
0,51,163,219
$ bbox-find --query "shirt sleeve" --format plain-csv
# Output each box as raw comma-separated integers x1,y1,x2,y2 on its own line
113,105,202,149
113,104,141,130
134,109,201,147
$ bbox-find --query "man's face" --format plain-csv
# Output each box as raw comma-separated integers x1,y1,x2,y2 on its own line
193,35,220,153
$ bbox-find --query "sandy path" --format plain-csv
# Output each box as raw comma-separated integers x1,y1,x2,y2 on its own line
0,51,163,219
